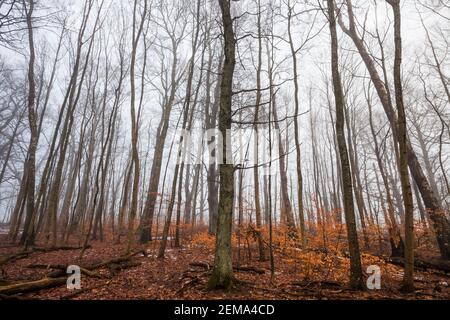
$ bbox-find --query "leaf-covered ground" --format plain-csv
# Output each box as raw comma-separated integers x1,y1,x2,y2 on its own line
1,233,449,300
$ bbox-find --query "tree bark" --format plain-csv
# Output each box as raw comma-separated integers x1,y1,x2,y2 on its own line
287,1,304,241
327,0,364,289
337,0,450,259
387,0,415,292
207,0,236,290
20,0,37,247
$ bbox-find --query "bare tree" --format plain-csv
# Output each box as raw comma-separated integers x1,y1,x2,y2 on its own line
207,0,236,290
327,0,363,289
337,0,450,259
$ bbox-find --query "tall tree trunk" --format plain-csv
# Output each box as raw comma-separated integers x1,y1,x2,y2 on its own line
344,104,369,248
139,27,181,244
287,1,304,242
126,0,147,253
46,0,100,247
20,0,37,247
252,0,265,261
337,0,450,259
208,0,236,290
328,0,364,289
387,0,415,292
367,85,405,258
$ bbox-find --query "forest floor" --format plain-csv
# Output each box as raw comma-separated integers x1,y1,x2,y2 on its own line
0,233,449,300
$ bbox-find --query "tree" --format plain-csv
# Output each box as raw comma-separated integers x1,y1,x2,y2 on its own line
286,0,304,239
139,0,186,244
326,0,364,290
207,0,236,290
126,0,148,253
45,0,101,247
252,0,265,261
19,0,37,247
337,0,450,259
386,0,414,292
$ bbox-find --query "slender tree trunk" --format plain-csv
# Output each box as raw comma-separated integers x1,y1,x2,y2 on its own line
328,0,364,289
387,0,415,292
287,2,304,241
126,0,147,253
367,86,405,257
20,0,37,247
139,29,181,245
208,0,236,290
338,0,450,259
252,0,265,261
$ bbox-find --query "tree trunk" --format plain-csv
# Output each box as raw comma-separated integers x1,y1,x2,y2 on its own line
20,0,37,247
338,0,450,259
328,0,364,289
287,2,304,241
208,0,236,290
126,0,147,253
387,0,415,292
252,0,265,261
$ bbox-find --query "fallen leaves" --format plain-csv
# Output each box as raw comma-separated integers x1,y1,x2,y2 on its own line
0,235,449,300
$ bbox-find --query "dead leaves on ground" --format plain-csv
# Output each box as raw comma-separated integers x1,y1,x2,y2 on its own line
0,236,449,300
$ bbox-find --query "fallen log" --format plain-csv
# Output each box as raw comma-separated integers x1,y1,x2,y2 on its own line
108,261,141,276
291,280,342,289
0,277,67,295
385,256,450,273
0,245,91,267
28,252,143,274
0,251,33,266
60,284,105,300
234,266,265,274
1,250,144,296
32,245,91,252
0,293,26,300
87,250,142,270
28,265,102,279
340,251,450,274
189,262,265,274
189,262,211,270
0,279,13,286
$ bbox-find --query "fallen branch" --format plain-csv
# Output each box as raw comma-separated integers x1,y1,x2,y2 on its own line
26,263,102,277
234,266,265,274
0,293,26,300
291,280,342,289
87,250,142,270
384,256,450,273
1,251,144,296
32,245,91,252
189,262,210,270
60,284,106,300
0,251,33,266
177,271,210,296
108,261,141,276
0,277,67,295
0,245,91,267
189,261,265,274
0,279,13,286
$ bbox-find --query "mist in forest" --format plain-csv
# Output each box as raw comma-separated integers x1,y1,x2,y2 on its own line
0,0,449,300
